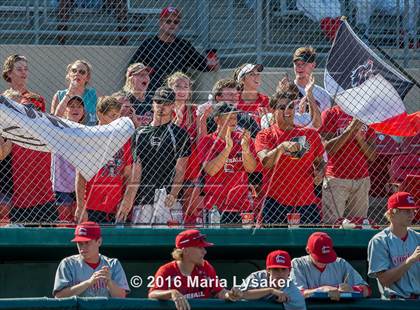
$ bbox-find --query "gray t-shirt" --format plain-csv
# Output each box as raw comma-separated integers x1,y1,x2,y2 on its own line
53,254,130,297
368,227,420,299
240,270,306,310
291,255,367,290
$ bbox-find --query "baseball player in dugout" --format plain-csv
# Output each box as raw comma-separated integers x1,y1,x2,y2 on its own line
239,250,306,310
53,222,130,298
291,232,371,300
368,192,420,300
149,229,243,310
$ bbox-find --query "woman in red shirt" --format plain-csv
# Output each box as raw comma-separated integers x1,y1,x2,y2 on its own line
233,63,269,214
1,54,56,225
167,72,204,225
149,229,242,309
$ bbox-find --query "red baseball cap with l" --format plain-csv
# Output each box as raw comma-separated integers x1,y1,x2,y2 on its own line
160,6,181,19
388,192,419,210
71,221,101,242
266,250,292,269
306,232,337,264
175,229,214,249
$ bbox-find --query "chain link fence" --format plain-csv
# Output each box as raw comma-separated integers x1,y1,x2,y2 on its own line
0,0,419,228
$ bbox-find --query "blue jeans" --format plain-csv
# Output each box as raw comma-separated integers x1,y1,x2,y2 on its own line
262,197,321,225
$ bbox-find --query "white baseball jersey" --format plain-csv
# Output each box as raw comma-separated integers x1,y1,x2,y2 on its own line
290,255,367,290
240,270,306,310
53,254,130,297
367,227,420,299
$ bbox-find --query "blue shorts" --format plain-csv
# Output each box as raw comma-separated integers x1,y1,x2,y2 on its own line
54,191,76,206
0,192,12,204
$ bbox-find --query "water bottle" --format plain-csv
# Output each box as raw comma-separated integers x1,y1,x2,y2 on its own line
361,219,371,229
209,205,221,228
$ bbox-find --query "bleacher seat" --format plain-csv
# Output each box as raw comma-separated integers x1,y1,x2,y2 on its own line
400,134,420,154
389,154,420,184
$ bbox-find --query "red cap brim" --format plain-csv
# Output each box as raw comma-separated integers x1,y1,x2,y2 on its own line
311,250,337,264
266,264,290,269
395,206,419,209
71,236,96,242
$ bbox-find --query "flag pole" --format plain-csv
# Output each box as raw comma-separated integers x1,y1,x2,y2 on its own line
342,16,420,89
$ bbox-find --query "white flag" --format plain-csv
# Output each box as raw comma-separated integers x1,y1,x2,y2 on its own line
0,96,135,181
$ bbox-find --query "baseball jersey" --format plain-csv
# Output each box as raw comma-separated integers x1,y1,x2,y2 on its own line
53,254,130,297
255,125,324,206
240,270,306,310
291,255,367,290
367,227,420,299
149,260,224,299
318,106,376,179
197,131,255,212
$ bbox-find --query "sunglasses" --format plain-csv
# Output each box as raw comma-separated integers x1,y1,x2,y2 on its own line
71,68,87,75
165,19,180,25
155,100,173,105
276,104,295,111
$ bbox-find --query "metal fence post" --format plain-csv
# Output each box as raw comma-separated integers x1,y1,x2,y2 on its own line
256,0,263,63
198,0,209,50
403,0,409,67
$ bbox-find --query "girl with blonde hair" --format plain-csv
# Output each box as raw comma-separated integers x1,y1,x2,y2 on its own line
51,60,97,125
167,72,204,225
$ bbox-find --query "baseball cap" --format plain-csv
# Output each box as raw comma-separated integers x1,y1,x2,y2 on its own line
126,63,152,78
67,95,84,106
212,102,239,117
388,192,419,210
306,232,337,264
71,221,101,242
293,47,316,63
266,250,292,269
175,229,214,249
152,86,176,103
160,6,181,19
237,64,264,82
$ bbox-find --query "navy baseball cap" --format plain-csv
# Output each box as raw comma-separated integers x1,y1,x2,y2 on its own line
152,86,176,104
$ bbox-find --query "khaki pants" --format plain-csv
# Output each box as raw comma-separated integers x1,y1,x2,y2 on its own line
322,176,370,224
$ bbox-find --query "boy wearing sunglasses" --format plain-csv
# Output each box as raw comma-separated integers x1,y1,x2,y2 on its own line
255,91,325,225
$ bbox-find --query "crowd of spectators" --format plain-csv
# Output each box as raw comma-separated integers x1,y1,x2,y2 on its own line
0,6,418,228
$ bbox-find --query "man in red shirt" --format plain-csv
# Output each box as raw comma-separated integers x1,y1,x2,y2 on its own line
149,229,242,309
198,102,257,224
255,91,325,225
318,105,376,224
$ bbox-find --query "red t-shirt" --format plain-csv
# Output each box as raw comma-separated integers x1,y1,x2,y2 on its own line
198,131,255,212
11,145,54,208
176,105,200,181
85,141,133,214
149,260,224,299
318,106,375,179
11,94,54,208
255,125,324,206
237,93,269,124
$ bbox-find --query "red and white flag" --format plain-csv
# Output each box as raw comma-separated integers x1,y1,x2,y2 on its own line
324,20,419,137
